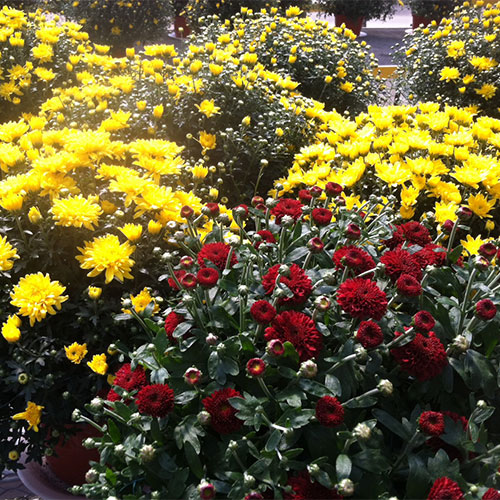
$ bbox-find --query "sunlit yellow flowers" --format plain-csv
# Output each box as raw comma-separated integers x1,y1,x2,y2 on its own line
12,402,44,432
28,206,42,224
88,286,102,300
196,99,221,118
76,234,136,284
87,353,108,375
440,66,460,82
119,223,143,242
64,342,88,364
1,314,22,343
468,193,495,217
147,220,163,234
475,84,497,100
129,288,159,314
461,234,487,255
10,273,68,326
50,195,103,230
153,104,163,119
199,131,217,150
192,165,208,179
0,235,19,271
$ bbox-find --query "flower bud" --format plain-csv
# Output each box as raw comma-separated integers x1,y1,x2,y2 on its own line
198,481,216,500
310,186,322,198
346,223,361,240
266,339,285,357
307,237,324,253
325,182,343,196
355,345,368,362
299,360,318,379
279,264,291,277
114,444,125,457
457,206,472,220
238,285,249,296
85,468,99,483
451,334,470,354
252,196,265,207
352,422,371,440
71,409,81,421
337,478,354,497
307,464,321,476
180,256,194,268
244,492,264,500
377,379,393,396
184,367,202,385
280,215,295,227
206,333,218,345
161,251,174,263
479,242,497,260
477,399,487,409
83,438,95,449
314,295,331,311
139,444,156,463
246,358,266,378
442,219,455,234
198,411,211,426
181,205,195,219
90,397,103,411
474,255,489,271
18,373,29,384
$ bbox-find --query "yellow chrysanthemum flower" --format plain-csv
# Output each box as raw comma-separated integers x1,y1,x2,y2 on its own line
199,131,216,149
195,99,221,118
147,220,163,235
129,288,159,314
1,314,22,343
76,234,135,284
119,223,143,242
461,234,487,255
475,84,497,100
12,402,44,432
64,342,88,364
87,353,108,375
440,66,460,82
468,193,495,218
0,235,19,271
28,206,42,224
88,286,102,300
10,273,68,326
50,195,103,230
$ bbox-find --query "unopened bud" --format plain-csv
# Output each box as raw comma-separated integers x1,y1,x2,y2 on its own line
314,296,331,311
198,480,216,500
337,478,354,496
352,422,371,440
299,360,318,379
184,367,202,385
307,464,320,476
85,469,98,483
266,339,285,357
377,379,393,396
198,411,211,426
206,333,218,345
451,334,470,353
139,444,156,463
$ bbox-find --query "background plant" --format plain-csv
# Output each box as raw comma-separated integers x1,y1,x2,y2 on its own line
316,0,398,20
406,0,462,19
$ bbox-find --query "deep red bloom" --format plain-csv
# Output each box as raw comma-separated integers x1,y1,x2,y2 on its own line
181,272,197,289
396,273,422,297
479,242,498,260
427,477,463,500
262,263,312,306
197,267,219,288
476,299,497,320
246,358,266,377
386,221,432,249
285,471,343,500
414,244,447,268
114,363,147,392
255,229,276,249
311,208,332,226
136,384,175,417
298,189,313,203
271,198,303,223
168,269,186,290
325,182,343,196
442,219,455,233
345,223,361,240
419,411,445,436
427,411,468,461
316,396,345,427
337,278,388,321
307,237,324,253
204,202,220,217
198,242,237,270
107,388,120,402
458,206,473,220
250,300,276,324
264,311,322,361
164,311,185,342
391,331,448,381
180,205,194,219
482,489,500,500
202,388,244,434
442,410,468,430
380,248,423,282
332,246,375,276
356,321,384,349
413,311,436,332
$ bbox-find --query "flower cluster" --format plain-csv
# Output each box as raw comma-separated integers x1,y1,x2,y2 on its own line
397,1,500,116
406,0,461,19
74,191,500,499
316,0,397,21
274,103,500,231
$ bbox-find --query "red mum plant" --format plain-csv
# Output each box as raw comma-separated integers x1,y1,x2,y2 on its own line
168,269,187,290
337,278,388,321
250,300,276,324
427,477,463,500
396,273,422,297
262,263,312,306
285,471,343,500
419,411,445,436
114,363,147,392
356,321,384,349
164,311,186,342
414,244,448,268
413,311,436,332
197,267,219,288
332,246,375,276
202,388,244,434
197,242,237,270
136,384,175,418
385,221,432,249
483,489,500,500
311,208,333,226
315,396,345,427
271,198,303,223
476,299,497,320
255,229,276,249
380,248,423,282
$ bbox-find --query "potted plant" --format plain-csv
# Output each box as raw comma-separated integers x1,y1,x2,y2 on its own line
173,0,190,38
406,0,461,28
317,0,398,35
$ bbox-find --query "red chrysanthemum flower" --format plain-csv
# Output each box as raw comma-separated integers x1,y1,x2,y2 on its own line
262,264,312,306
332,246,375,276
114,363,147,392
413,311,436,332
284,471,343,500
426,411,468,461
479,242,498,260
427,477,463,500
316,396,345,427
168,269,187,290
198,242,237,270
202,388,244,434
197,267,219,288
385,221,432,250
337,278,388,321
298,189,313,203
413,244,447,269
311,208,333,226
391,331,448,381
419,411,445,436
476,299,497,320
181,272,197,289
107,388,120,402
271,198,303,223
136,384,175,418
246,358,266,377
250,300,276,324
255,229,276,249
380,248,423,282
442,410,468,431
264,311,322,361
164,311,185,342
204,202,220,217
482,488,500,500
396,273,422,297
356,321,384,349
325,182,343,196
345,223,361,240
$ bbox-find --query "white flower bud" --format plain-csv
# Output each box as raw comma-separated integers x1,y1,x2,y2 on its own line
352,423,371,440
139,444,156,463
451,335,470,353
90,397,103,411
198,410,211,426
85,468,98,483
299,360,318,379
377,379,393,396
206,333,218,345
337,478,354,496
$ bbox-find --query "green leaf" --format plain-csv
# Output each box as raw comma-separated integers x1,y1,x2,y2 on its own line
105,468,117,486
336,454,352,480
174,415,205,454
173,322,192,339
221,357,239,376
154,329,169,354
351,449,390,473
167,468,189,497
372,409,411,440
298,379,332,397
112,401,132,420
185,441,204,479
286,246,309,263
406,455,429,499
276,387,303,408
448,245,463,263
265,429,282,452
324,374,342,396
283,341,300,364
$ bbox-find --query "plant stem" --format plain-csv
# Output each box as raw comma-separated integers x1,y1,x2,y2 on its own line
458,268,477,335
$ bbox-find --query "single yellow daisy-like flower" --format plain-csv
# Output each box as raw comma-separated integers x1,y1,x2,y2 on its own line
64,342,88,364
129,288,159,314
50,195,103,230
1,314,22,343
87,353,108,375
468,193,495,218
12,401,44,432
439,66,460,82
475,84,497,100
28,206,42,224
147,220,163,235
192,165,208,179
199,131,216,150
76,234,136,284
461,234,487,256
0,235,19,271
88,286,102,300
10,273,68,327
195,99,221,118
119,223,143,242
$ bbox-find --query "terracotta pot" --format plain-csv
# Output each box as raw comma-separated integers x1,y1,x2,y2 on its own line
412,14,433,29
334,14,364,36
174,15,191,38
46,424,100,486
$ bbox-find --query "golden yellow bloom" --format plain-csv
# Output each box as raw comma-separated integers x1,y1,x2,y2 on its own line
153,105,164,119
64,342,88,364
468,193,495,217
199,131,216,150
88,286,102,300
475,84,497,100
192,165,208,179
470,56,498,70
11,273,68,327
209,63,223,76
32,43,53,63
0,235,19,271
129,288,159,314
76,234,136,284
119,223,143,242
12,402,44,432
28,206,42,224
87,353,108,375
440,66,460,81
196,99,220,118
276,128,284,137
1,315,22,343
340,82,354,93
50,195,102,230
148,220,163,234
137,100,147,111
1,193,24,212
461,234,486,255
